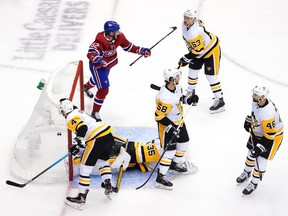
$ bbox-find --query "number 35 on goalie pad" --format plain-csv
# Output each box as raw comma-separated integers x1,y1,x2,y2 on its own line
169,160,198,175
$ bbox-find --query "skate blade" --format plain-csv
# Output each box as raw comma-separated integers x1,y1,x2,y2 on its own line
210,106,226,114
65,200,84,210
155,183,173,191
168,170,188,175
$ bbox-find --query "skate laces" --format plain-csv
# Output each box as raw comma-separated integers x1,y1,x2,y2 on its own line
239,172,248,180
245,183,256,192
212,98,220,107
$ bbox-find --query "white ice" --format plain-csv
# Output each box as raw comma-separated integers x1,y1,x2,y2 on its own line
1,0,288,215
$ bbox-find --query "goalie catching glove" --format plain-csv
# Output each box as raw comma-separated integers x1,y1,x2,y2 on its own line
70,137,85,156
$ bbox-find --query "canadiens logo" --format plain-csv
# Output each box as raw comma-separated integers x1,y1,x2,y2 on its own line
103,50,116,57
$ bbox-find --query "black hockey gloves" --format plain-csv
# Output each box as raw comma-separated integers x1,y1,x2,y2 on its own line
244,115,252,132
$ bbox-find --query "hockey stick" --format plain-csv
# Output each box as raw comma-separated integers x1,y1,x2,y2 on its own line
129,26,177,66
150,83,161,91
249,131,263,181
135,106,192,190
113,165,124,193
6,152,71,188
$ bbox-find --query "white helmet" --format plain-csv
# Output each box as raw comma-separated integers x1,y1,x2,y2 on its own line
59,98,74,115
184,9,197,18
252,86,269,98
163,68,182,82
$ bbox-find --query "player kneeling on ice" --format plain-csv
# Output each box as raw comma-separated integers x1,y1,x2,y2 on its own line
236,86,283,195
153,67,198,190
59,98,115,210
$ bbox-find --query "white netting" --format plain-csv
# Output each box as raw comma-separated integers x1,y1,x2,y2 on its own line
10,61,83,183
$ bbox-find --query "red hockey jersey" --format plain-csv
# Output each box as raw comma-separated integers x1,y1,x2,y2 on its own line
87,31,139,70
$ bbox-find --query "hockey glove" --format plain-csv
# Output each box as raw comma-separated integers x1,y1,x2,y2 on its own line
93,56,107,68
178,53,193,67
251,143,266,158
72,137,85,148
137,47,151,57
70,144,80,156
165,124,180,138
244,115,252,132
184,94,199,105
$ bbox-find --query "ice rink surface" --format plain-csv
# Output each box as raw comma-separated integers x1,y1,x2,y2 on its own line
1,0,288,215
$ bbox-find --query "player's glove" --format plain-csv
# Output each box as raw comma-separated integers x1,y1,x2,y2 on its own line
244,115,252,132
70,144,80,156
184,93,199,105
70,137,85,155
165,124,180,138
93,56,107,68
137,47,151,57
178,53,193,67
251,143,266,158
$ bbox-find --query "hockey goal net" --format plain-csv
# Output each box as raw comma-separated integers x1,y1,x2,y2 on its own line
10,60,84,183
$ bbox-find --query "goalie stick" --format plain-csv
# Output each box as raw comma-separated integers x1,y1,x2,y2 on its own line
6,152,71,188
135,105,192,190
129,26,177,66
113,165,124,193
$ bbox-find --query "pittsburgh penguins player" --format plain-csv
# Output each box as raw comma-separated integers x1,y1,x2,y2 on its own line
154,67,198,190
236,86,284,195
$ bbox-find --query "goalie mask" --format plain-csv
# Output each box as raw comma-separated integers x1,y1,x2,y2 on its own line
59,98,74,116
163,67,182,82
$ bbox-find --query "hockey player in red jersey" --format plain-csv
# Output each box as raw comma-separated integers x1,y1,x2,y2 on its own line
84,21,151,121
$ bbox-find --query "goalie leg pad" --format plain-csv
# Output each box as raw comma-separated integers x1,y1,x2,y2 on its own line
110,147,131,170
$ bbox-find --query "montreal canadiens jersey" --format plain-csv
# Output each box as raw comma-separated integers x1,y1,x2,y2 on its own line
87,31,138,70
155,84,183,125
251,99,283,140
65,108,113,141
182,19,219,59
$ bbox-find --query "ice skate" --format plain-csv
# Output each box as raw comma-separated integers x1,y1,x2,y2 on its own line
91,111,102,122
155,171,173,190
169,161,188,175
242,182,258,196
236,171,251,185
65,189,89,210
104,179,113,200
84,84,93,98
210,97,225,114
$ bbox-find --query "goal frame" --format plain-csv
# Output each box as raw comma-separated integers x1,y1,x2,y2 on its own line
68,60,85,181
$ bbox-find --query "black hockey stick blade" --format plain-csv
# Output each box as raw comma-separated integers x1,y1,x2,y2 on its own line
150,84,161,91
6,180,26,188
